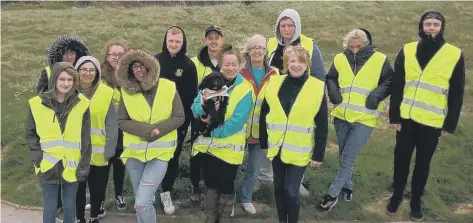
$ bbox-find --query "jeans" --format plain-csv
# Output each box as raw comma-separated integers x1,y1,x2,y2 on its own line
272,155,306,223
239,143,268,203
393,119,441,202
328,118,373,197
126,158,168,223
76,165,111,220
41,182,78,223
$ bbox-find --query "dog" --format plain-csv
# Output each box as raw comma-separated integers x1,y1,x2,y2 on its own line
187,71,229,143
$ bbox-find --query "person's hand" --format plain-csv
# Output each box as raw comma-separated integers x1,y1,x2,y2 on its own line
391,124,401,132
441,130,448,137
309,160,323,168
151,128,160,136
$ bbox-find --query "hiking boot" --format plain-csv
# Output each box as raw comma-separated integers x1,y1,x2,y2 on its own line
77,218,87,223
319,194,338,212
217,194,235,223
160,191,176,215
299,184,310,197
410,199,423,221
97,202,107,219
341,188,353,201
204,188,219,223
386,193,403,215
190,186,202,203
410,211,424,221
115,195,127,210
240,202,256,214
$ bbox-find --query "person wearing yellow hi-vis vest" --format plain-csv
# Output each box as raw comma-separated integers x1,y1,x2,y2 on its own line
321,29,393,212
267,9,326,82
387,11,465,221
238,34,279,215
116,49,184,223
259,46,328,223
74,56,118,223
191,46,254,223
26,62,92,223
36,35,90,94
100,40,129,210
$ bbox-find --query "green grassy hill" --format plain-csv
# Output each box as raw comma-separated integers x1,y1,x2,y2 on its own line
1,1,472,222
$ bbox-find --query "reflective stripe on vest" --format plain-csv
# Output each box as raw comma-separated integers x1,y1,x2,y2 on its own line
265,75,325,167
89,83,114,166
29,93,89,182
192,76,253,165
400,41,461,128
121,78,178,164
267,35,314,73
191,57,212,85
330,52,386,127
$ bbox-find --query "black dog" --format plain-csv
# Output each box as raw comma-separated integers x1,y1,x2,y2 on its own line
188,72,229,143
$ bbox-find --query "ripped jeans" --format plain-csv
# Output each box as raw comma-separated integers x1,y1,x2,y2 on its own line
126,158,168,223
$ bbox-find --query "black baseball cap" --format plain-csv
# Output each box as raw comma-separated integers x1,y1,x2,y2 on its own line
204,25,223,38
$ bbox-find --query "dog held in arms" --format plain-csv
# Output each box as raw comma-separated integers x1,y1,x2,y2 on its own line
188,71,229,143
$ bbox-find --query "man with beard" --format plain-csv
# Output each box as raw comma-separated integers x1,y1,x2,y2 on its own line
387,11,465,221
155,26,198,215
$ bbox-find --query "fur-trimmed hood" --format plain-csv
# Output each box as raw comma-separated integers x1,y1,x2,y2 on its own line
116,49,160,94
47,35,90,66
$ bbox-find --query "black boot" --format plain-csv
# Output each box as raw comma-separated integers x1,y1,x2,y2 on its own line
386,191,403,215
409,198,424,221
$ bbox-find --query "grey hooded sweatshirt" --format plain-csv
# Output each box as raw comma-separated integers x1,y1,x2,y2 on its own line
268,9,326,81
75,56,118,162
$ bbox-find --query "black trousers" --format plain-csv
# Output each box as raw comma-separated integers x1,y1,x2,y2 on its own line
161,124,188,192
393,119,441,201
190,151,206,188
76,165,111,220
110,130,125,196
272,154,306,223
203,154,239,195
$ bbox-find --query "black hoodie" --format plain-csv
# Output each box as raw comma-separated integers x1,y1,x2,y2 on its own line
389,11,465,133
155,26,198,132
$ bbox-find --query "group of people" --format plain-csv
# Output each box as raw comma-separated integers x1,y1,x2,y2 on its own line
26,8,465,223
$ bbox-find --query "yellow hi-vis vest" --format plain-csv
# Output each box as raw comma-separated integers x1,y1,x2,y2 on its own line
400,41,461,128
331,52,386,127
265,75,325,167
45,66,52,79
29,93,90,182
267,34,314,73
89,83,114,166
120,78,178,164
100,79,121,108
192,80,254,165
191,57,213,85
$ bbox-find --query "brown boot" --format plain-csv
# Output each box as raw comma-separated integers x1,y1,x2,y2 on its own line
204,188,219,223
217,193,235,223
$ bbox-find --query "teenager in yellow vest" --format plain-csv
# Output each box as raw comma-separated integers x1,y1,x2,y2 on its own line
100,40,128,210
259,46,328,223
26,62,92,223
115,49,184,223
189,25,225,203
191,46,254,222
387,11,465,221
320,29,393,212
74,56,118,223
36,35,90,94
238,34,279,214
267,9,326,83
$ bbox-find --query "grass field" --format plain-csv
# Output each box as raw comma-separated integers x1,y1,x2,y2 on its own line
1,1,472,222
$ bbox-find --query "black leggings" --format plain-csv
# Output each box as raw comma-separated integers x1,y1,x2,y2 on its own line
161,124,188,192
76,165,111,220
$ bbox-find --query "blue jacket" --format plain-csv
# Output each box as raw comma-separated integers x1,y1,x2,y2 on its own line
192,74,253,138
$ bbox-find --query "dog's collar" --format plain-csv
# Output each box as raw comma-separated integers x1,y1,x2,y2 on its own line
202,85,229,100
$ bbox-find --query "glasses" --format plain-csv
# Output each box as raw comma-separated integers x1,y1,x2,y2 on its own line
132,64,146,71
79,68,96,74
250,46,266,51
108,53,124,59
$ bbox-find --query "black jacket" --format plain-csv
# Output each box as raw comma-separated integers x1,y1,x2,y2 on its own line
326,45,393,110
259,73,328,162
155,26,198,132
389,11,465,133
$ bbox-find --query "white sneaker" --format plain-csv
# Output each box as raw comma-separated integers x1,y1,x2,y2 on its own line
240,202,256,214
85,203,91,211
160,191,175,215
299,184,310,197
